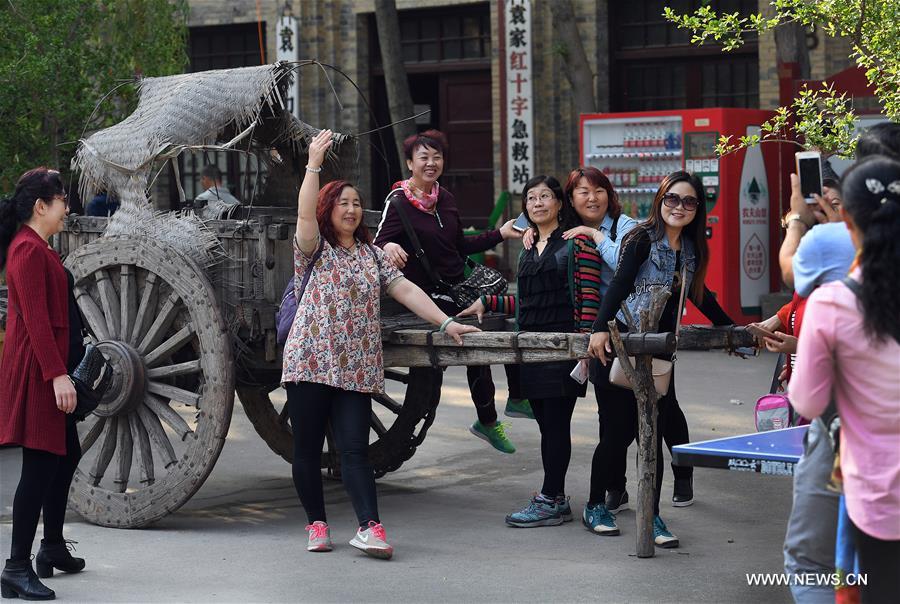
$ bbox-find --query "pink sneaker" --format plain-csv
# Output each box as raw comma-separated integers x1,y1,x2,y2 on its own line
306,521,333,552
349,521,393,559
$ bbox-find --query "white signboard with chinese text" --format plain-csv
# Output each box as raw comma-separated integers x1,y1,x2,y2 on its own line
277,16,300,120
505,0,533,194
738,126,770,311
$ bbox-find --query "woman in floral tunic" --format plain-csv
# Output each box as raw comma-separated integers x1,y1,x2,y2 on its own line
283,130,478,560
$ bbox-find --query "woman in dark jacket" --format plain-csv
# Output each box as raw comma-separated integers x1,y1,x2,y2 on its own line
0,168,86,601
460,175,601,527
586,171,733,548
374,130,525,454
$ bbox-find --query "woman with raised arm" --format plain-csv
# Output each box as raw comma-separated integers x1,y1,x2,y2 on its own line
283,130,478,560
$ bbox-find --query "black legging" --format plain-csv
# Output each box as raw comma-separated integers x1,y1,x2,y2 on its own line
10,417,82,561
588,361,680,515
530,396,577,497
436,298,520,426
286,381,378,527
851,520,900,603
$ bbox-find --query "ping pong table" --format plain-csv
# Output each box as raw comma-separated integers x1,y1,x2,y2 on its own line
671,425,808,476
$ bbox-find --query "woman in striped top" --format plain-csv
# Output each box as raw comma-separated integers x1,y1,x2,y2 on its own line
459,175,602,527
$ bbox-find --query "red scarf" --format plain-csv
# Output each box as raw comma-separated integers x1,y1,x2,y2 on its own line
398,179,439,213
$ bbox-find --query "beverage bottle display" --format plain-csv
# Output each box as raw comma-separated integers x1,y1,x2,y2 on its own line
623,123,634,149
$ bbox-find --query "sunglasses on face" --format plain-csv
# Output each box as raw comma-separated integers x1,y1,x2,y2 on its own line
662,192,699,211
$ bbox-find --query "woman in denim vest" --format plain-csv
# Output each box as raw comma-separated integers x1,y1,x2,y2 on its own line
584,171,733,547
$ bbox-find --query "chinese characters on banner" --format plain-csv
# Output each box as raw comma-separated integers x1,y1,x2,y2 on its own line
277,16,300,119
505,0,533,194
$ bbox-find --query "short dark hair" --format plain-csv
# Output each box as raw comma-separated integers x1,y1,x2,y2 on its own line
402,129,449,161
856,122,900,161
200,164,223,181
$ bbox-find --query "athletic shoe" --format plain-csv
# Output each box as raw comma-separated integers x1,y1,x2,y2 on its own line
504,398,534,420
469,421,516,454
672,478,694,507
653,516,679,548
505,496,563,528
349,521,393,560
305,521,333,552
556,496,574,522
582,503,620,536
605,489,629,513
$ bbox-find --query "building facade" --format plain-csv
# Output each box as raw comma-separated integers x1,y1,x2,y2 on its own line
182,0,864,256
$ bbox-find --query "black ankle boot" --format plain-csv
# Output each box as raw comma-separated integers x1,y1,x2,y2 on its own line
35,540,85,578
672,477,694,507
1,559,55,600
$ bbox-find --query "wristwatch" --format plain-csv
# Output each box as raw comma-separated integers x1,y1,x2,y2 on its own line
781,213,808,230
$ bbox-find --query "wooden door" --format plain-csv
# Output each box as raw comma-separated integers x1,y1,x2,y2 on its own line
439,70,494,228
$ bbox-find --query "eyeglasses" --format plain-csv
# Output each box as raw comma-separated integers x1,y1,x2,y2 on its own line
662,192,699,211
525,192,556,204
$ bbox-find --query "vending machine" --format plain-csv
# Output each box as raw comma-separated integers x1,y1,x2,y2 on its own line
580,108,785,324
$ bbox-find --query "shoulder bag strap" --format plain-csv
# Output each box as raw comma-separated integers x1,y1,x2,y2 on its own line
388,192,445,287
841,275,862,298
295,237,325,303
673,264,689,339
609,214,619,242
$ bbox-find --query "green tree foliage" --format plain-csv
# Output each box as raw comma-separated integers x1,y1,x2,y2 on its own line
665,0,899,157
0,0,188,191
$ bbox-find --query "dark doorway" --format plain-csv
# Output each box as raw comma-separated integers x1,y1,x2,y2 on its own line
368,3,493,228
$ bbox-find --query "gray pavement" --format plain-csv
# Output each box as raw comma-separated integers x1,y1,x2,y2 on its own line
1,351,792,603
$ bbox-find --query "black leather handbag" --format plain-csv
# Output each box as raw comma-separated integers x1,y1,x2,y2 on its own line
69,343,113,421
392,194,507,308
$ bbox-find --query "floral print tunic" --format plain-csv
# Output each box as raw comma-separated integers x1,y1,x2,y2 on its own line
281,237,403,394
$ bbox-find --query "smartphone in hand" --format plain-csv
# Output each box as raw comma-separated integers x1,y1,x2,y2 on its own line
512,212,530,232
796,151,823,204
746,323,780,340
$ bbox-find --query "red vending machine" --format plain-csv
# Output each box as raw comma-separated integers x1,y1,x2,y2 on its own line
580,108,784,324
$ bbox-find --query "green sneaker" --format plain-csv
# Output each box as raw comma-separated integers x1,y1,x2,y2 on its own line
504,398,535,420
469,421,516,454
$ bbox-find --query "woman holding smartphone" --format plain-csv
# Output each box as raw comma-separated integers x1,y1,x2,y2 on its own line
586,171,733,547
459,175,602,528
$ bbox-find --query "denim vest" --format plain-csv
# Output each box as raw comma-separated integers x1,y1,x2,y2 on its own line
616,235,697,327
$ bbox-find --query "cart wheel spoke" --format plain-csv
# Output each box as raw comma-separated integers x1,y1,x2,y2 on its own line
94,269,122,338
143,324,195,368
119,265,137,343
146,360,201,379
129,413,155,485
80,416,106,453
89,416,118,486
144,395,193,440
114,416,133,492
372,393,403,415
136,403,177,468
384,369,409,384
371,412,388,437
131,272,159,346
138,292,182,354
75,287,110,341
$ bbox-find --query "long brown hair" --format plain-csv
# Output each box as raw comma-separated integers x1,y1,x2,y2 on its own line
315,180,371,246
625,170,709,303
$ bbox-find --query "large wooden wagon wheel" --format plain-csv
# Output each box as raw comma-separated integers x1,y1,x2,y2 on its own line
64,236,234,528
236,366,443,478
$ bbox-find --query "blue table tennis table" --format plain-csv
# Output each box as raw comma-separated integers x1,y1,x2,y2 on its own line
671,425,808,476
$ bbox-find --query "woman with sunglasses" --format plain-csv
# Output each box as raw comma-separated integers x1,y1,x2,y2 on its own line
1,168,85,601
585,171,733,548
459,175,601,527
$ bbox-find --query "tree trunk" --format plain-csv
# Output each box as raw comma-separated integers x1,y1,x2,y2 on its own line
774,21,811,79
374,0,418,174
549,0,596,116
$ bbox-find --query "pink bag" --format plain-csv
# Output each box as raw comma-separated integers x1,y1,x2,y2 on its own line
754,393,809,431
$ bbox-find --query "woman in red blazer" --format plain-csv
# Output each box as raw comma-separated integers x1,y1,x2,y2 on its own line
0,168,86,601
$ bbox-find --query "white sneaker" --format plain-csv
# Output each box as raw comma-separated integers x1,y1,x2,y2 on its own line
306,521,333,552
349,521,394,559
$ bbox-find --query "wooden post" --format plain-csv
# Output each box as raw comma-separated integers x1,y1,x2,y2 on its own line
607,286,670,558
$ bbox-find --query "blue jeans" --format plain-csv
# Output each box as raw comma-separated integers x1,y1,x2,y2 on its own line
286,381,378,527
